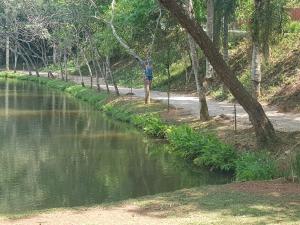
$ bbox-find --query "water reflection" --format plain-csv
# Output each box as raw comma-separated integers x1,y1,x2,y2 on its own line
0,80,230,215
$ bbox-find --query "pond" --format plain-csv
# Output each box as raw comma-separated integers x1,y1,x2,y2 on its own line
0,79,230,215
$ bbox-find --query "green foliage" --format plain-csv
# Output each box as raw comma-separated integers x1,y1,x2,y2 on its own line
194,139,237,172
132,113,167,138
166,126,237,172
291,151,300,179
236,151,278,181
285,21,300,33
65,85,108,107
0,72,24,79
239,71,252,91
102,104,132,122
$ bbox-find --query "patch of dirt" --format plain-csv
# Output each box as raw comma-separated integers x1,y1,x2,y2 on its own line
271,77,300,112
227,180,300,196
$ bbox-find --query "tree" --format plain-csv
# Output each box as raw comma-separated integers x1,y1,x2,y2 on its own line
187,0,209,120
158,0,276,146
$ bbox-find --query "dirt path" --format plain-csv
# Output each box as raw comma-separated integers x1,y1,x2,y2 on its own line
62,75,300,132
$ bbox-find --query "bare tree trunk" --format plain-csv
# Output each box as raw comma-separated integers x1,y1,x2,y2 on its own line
167,64,171,111
205,0,214,80
222,13,229,96
83,52,93,88
144,80,151,104
94,49,110,93
158,0,276,146
251,0,262,99
106,56,119,96
102,62,110,93
53,43,57,65
187,0,209,121
10,47,31,75
6,36,10,71
59,48,64,80
75,53,85,87
92,59,101,92
251,42,261,98
64,48,68,81
223,15,229,64
262,0,271,64
13,45,18,73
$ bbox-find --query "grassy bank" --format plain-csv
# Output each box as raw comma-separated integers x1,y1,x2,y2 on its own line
1,182,299,224
0,71,297,182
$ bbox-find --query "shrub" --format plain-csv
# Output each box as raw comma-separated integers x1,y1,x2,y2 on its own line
166,126,207,159
194,137,237,172
166,126,237,171
235,151,277,181
286,21,300,33
132,113,167,138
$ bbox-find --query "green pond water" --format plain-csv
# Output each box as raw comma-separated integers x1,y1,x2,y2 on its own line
0,79,230,215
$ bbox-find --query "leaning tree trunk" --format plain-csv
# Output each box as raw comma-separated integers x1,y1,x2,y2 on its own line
187,0,209,121
205,0,214,80
6,36,10,71
158,0,276,146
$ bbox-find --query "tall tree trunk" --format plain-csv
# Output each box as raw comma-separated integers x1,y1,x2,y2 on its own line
222,13,230,96
6,36,10,71
167,64,171,111
59,49,64,80
223,14,229,64
75,53,85,87
53,43,57,65
13,45,18,73
102,62,110,93
94,49,110,93
92,59,101,92
158,0,276,146
63,48,68,81
106,56,119,96
251,42,261,98
252,0,262,99
83,52,93,88
262,0,271,64
205,0,214,79
187,0,209,121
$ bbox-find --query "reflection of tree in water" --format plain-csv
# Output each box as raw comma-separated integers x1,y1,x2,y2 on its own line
0,80,230,215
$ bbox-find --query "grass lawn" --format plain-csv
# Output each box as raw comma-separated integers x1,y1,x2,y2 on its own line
1,181,299,225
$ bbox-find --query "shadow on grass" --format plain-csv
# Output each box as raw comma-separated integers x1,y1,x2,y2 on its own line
127,186,300,224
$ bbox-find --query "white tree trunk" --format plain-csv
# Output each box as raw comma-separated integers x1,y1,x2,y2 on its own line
251,42,261,98
14,45,18,73
106,56,119,95
6,36,10,71
187,0,209,120
53,43,57,65
83,52,93,88
205,0,214,79
75,53,84,87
